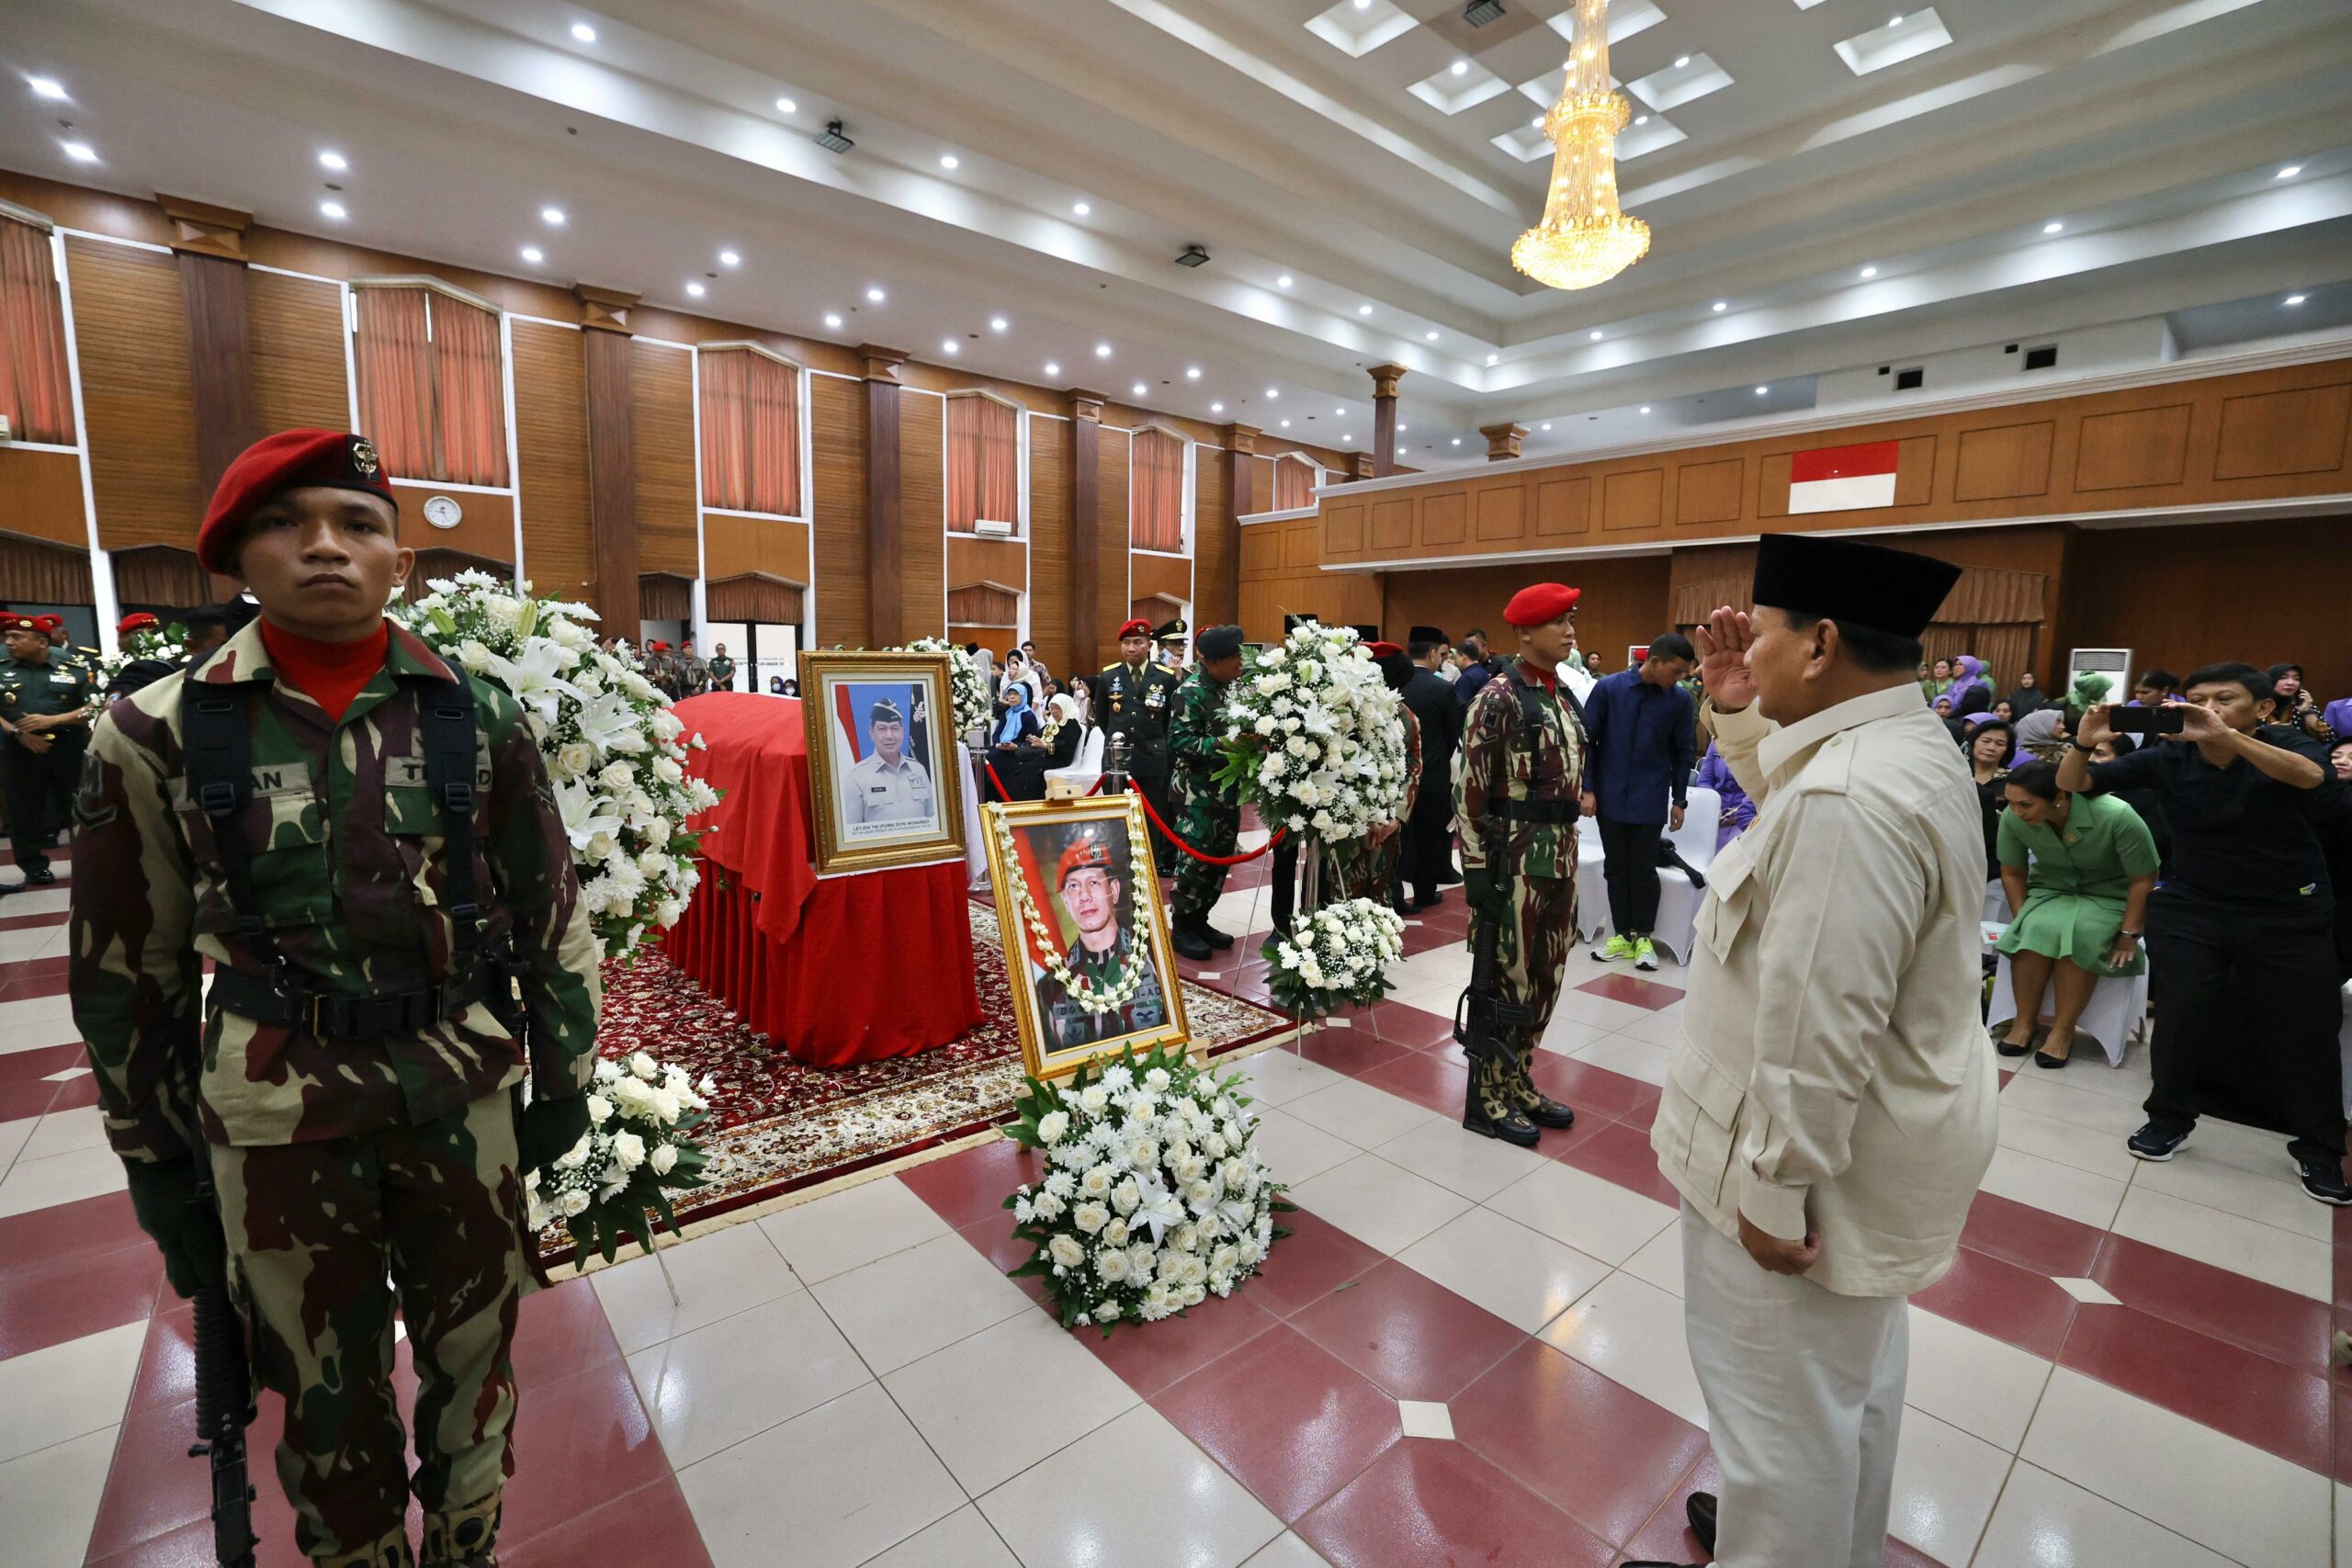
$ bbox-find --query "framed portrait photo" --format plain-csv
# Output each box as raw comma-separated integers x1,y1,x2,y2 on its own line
800,649,969,875
981,795,1190,1081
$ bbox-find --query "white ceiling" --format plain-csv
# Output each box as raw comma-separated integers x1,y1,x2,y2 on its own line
2,0,2347,469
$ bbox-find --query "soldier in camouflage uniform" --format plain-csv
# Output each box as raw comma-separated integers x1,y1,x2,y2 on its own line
1455,582,1587,1146
1168,626,1246,960
2,610,98,885
70,429,603,1568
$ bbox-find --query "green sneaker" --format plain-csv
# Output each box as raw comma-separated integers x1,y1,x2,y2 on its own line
1634,937,1659,972
1590,934,1634,964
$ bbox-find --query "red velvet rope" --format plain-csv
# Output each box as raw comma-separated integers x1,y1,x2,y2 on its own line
1125,780,1285,865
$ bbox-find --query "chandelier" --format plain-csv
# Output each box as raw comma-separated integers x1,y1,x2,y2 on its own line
1512,0,1650,291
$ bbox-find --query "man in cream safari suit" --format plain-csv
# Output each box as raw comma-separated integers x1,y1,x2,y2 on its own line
1631,533,1997,1568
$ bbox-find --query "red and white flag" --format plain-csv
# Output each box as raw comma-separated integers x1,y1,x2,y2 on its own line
1788,439,1899,514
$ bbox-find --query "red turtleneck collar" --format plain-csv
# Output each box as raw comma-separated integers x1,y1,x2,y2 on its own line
261,618,390,723
1519,659,1558,694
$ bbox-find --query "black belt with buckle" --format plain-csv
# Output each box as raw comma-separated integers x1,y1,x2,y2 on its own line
1487,797,1579,825
210,964,492,1038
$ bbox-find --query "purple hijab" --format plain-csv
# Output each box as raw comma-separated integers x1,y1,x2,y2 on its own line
2325,696,2352,739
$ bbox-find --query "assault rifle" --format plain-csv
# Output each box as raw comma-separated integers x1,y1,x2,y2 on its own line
1453,893,1530,1070
188,1171,257,1568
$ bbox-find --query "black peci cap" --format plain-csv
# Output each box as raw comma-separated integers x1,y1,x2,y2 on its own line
1750,533,1961,639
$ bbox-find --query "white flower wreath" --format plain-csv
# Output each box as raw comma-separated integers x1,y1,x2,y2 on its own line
991,809,1148,1017
892,636,990,737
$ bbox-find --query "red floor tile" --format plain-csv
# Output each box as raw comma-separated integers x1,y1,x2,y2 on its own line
1357,1000,1460,1052
0,956,72,996
503,1474,713,1567
1083,1285,1278,1400
1552,1119,1683,1209
1527,1056,1661,1127
0,909,65,932
1959,1190,2104,1279
1153,1324,1403,1523
897,1136,1045,1230
1613,1451,1716,1565
1246,1209,1386,1319
1398,921,1468,958
1576,974,1683,1010
1452,1339,1708,1548
0,1236,162,1362
1291,1258,1528,1404
510,1277,624,1391
130,1305,198,1416
958,1206,1041,1277
1356,1050,1469,1119
1296,1437,1616,1568
2089,1232,2335,1374
86,1390,297,1565
1297,1029,1416,1080
0,1041,83,1085
498,1358,672,1546
0,1189,147,1275
1910,1245,2077,1362
47,1072,100,1111
2059,1302,2331,1472
0,1077,58,1122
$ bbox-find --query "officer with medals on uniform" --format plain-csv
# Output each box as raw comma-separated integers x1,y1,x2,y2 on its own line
1154,617,1190,672
842,697,936,826
1038,828,1169,1049
1099,618,1182,860
2,609,97,888
707,642,738,693
1168,625,1246,960
1454,583,1588,1145
68,428,603,1568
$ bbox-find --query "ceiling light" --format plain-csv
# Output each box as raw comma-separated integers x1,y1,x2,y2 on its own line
1356,0,1371,8
1634,114,1648,125
318,199,346,219
1541,423,1553,430
1397,423,1408,431
520,245,544,263
1045,361,1061,376
775,96,797,115
1277,274,1293,288
1072,201,1091,215
318,150,347,171
824,312,843,329
571,22,597,43
1860,265,1878,277
1357,303,1373,315
1639,405,1650,413
1335,407,1345,416
1265,387,1280,399
686,281,706,298
939,154,959,169
990,317,1009,332
1281,419,1293,427
60,140,97,164
2284,294,2307,305
541,207,566,226
2277,164,2302,179
1185,366,1201,379
1589,329,1603,340
1094,343,1112,357
28,77,67,100
1675,54,1690,67
1889,12,1902,23
1211,401,1225,412
1426,331,1440,341
2042,220,2064,233
1712,300,1727,311
1532,116,1544,128
1452,60,1470,75
1133,382,1148,396
1487,354,1499,366
1451,437,1463,446
1755,385,1769,394
866,287,886,302
943,340,960,355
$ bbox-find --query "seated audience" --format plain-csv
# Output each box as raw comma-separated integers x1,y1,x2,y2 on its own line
990,681,1039,750
1992,698,2016,722
1966,717,2014,877
2131,668,2179,706
1693,739,1754,852
2333,734,2352,784
2016,706,2071,761
1947,654,1993,716
2007,670,2049,716
2090,732,2173,870
1994,761,2158,1068
2268,662,2333,753
991,692,1085,802
1925,656,1953,699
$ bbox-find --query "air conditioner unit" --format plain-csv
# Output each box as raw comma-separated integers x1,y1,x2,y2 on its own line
0,414,12,442
974,518,1014,537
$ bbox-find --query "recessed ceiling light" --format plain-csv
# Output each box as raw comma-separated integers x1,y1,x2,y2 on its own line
1452,60,1469,75
1358,303,1373,315
541,207,566,226
1675,54,1690,67
318,150,347,171
1211,401,1225,413
1355,0,1371,9
1397,423,1408,432
1633,114,1648,125
775,96,797,114
1281,419,1293,428
2277,164,2302,179
1889,12,1902,23
939,154,959,169
1334,407,1345,416
1860,265,1878,277
1532,116,1544,128
1451,437,1463,446
2284,294,2307,305
1541,423,1553,430
1094,343,1112,357
1712,300,1727,311
520,245,544,263
1589,329,1603,341
718,250,741,267
1072,200,1091,215
2042,220,2064,233
1045,360,1061,376
943,340,960,355
824,312,842,329
60,140,97,164
990,317,1009,332
1755,385,1769,395
1265,387,1280,399
1426,331,1439,341
571,22,597,43
686,281,706,298
1185,366,1201,379
866,287,886,302
1132,381,1148,396
318,199,346,219
1276,274,1293,288
28,77,67,100
1486,354,1499,366
1639,405,1651,413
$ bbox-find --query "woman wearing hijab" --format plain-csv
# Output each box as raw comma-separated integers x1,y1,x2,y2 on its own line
990,681,1039,750
1947,655,1993,718
2015,705,2071,761
2006,671,2049,717
993,692,1086,802
1693,739,1755,853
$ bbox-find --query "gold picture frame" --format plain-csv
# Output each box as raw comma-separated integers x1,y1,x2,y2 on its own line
980,794,1191,1082
799,649,969,876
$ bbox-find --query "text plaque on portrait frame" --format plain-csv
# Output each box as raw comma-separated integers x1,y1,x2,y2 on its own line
800,649,970,876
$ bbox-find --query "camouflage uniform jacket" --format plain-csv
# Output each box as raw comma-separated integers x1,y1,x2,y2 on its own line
1167,671,1234,808
70,617,603,1160
1456,660,1586,881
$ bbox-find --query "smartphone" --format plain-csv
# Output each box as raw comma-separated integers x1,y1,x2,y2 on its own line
2109,705,2185,736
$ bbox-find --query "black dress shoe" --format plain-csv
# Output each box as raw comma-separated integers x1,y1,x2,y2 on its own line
25,867,56,886
1687,1490,1717,1556
1172,927,1213,961
1995,1036,2033,1058
1463,1101,1541,1148
1522,1096,1577,1131
1200,923,1236,951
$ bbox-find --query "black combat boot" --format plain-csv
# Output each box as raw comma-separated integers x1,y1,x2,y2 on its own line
1172,924,1214,961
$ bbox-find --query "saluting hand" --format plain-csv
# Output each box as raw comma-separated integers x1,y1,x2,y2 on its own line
1691,608,1758,712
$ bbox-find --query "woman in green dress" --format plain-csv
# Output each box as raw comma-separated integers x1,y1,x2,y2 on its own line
1994,760,2159,1068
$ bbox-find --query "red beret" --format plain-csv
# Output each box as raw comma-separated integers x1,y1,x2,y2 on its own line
1057,829,1114,887
1116,618,1153,640
198,429,396,573
0,613,37,635
34,614,64,631
650,640,670,652
1502,583,1581,628
117,613,160,635
1365,640,1402,659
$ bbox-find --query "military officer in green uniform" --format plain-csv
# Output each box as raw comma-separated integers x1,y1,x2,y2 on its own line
1169,625,1245,960
1099,617,1182,864
1037,829,1169,1049
70,428,603,1568
1455,582,1588,1146
2,610,97,886
707,642,738,692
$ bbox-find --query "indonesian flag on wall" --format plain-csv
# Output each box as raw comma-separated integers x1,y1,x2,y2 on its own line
1788,439,1900,514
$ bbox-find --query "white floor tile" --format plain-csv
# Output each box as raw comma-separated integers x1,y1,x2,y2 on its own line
1540,1270,1708,1428
1568,1032,1673,1088
1250,1106,1362,1187
0,926,66,964
1372,1116,1548,1203
2109,1186,2332,1302
0,1320,144,1465
1484,1160,1677,1266
2020,1368,2329,1568
1994,1101,2143,1182
1885,1408,2008,1566
1284,1077,1438,1151
1553,988,1655,1034
1389,945,1473,998
0,886,70,918
756,1175,953,1283
1973,1461,2236,1568
1396,1206,1609,1334
2132,1147,2332,1242
1532,1015,1607,1058
1902,1305,2052,1452
1612,1006,1689,1049
679,1382,966,1568
978,1403,1283,1568
626,1292,872,1467
1232,1050,1352,1110
861,1506,1022,1567
0,1010,79,1056
1396,1399,1454,1439
1620,1224,1686,1298
1997,1073,2148,1138
1976,1145,2127,1232
1241,1534,1331,1568
1285,1153,1474,1257
882,1309,1139,1494
0,1143,126,1219
0,1425,116,1568
0,1117,31,1186
17,1106,107,1164
589,1219,804,1355
809,1232,1035,1374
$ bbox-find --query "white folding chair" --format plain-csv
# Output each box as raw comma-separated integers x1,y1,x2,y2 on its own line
1046,726,1105,797
1647,786,1722,965
1573,812,1611,944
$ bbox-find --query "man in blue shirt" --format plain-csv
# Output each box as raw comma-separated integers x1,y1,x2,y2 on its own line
1581,632,1699,970
1453,628,1497,708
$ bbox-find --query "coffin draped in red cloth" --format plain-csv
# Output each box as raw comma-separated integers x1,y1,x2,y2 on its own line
662,692,980,1065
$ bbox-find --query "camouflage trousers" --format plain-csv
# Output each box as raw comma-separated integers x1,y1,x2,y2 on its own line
1467,873,1575,1122
1170,794,1240,924
210,1091,526,1567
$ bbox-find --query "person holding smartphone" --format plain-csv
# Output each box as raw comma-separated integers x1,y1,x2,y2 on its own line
2060,663,2345,1202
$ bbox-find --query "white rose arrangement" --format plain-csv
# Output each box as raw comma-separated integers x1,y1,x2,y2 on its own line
1213,621,1408,845
91,621,189,701
526,1053,717,1263
891,636,990,737
1268,897,1409,1021
396,571,721,959
1004,1044,1289,1334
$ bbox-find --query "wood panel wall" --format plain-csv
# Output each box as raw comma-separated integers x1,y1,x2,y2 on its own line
810,374,869,649
1238,518,1382,637
1193,446,1238,631
509,320,594,601
630,340,698,577
66,237,203,550
0,446,88,549
1029,421,1072,680
1382,555,1676,672
901,392,946,640
1100,431,1131,637
245,269,347,435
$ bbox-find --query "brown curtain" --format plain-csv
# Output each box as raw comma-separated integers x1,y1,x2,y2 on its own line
639,573,693,620
699,348,800,515
354,288,435,480
402,548,513,604
0,534,93,603
1671,573,1753,628
1132,429,1185,552
0,217,74,445
1273,456,1317,512
707,573,803,623
947,583,1020,626
947,396,1018,532
110,546,209,608
1935,567,2044,626
430,295,508,487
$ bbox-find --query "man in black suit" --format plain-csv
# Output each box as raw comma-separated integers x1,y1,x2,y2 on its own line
1399,626,1464,910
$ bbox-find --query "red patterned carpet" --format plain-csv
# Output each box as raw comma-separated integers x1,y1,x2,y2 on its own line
579,900,1292,1243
